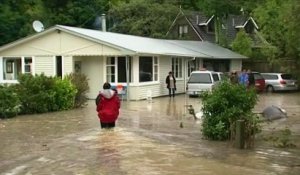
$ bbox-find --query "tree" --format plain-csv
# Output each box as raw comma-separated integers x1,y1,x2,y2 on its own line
231,29,253,57
108,0,179,38
253,0,300,77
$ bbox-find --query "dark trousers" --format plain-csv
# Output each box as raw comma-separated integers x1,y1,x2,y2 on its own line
168,88,175,97
100,122,115,129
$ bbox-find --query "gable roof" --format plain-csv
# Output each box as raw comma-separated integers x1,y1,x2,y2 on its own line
167,10,261,45
0,25,247,59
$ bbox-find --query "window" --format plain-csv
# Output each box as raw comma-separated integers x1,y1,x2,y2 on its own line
153,57,158,81
172,57,183,78
106,57,116,82
139,56,158,82
106,56,132,83
188,73,212,83
2,57,30,80
117,56,132,83
178,25,188,37
212,74,219,81
24,57,32,74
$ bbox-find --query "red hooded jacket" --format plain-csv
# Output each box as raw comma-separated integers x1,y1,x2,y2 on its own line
96,89,120,123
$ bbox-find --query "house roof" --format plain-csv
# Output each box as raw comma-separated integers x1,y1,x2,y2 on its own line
0,25,247,59
168,41,246,59
167,10,262,46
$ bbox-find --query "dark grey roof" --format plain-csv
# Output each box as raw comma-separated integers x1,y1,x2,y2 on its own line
180,10,263,46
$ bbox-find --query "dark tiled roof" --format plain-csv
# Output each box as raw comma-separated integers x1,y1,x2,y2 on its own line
185,11,215,42
181,10,264,46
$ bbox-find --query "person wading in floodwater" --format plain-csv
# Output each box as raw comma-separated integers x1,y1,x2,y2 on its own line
96,82,120,129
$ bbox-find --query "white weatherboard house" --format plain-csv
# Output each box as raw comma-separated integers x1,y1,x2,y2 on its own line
0,25,246,100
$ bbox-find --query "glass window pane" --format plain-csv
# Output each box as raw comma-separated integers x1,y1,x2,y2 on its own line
139,56,153,82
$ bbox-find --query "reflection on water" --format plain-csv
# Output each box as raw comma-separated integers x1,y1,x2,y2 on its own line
1,93,300,174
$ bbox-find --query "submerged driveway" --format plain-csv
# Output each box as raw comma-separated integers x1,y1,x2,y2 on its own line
1,93,300,175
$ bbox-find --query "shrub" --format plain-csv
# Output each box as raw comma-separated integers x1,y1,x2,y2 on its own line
16,74,77,114
201,81,260,143
52,78,77,110
0,85,21,118
65,73,89,108
16,74,55,113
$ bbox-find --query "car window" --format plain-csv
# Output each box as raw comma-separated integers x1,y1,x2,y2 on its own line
262,74,278,80
220,73,225,80
188,73,212,83
254,73,263,80
212,73,219,81
281,74,293,80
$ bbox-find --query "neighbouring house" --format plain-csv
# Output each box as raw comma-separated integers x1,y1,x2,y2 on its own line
0,25,246,100
166,10,268,71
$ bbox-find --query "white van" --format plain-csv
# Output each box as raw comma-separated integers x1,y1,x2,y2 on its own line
186,70,221,96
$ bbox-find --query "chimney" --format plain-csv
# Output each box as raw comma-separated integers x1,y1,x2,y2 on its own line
101,14,106,32
196,15,199,24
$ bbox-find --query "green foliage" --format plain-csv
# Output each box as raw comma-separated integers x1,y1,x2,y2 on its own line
108,0,179,38
0,85,21,118
65,73,90,108
196,0,241,16
232,29,253,57
201,81,259,141
52,78,77,110
16,74,76,114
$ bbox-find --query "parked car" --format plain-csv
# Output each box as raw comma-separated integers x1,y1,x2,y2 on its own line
248,72,265,92
261,73,298,92
186,70,221,96
216,72,225,81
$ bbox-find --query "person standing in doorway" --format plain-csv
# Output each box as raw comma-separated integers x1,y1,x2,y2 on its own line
166,71,176,97
96,82,120,129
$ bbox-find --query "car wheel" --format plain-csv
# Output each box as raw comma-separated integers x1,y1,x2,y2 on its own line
266,85,274,93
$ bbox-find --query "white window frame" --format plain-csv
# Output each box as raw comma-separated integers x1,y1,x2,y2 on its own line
172,57,183,79
179,25,188,38
106,56,133,83
153,56,159,81
106,56,116,83
1,56,34,83
138,56,159,83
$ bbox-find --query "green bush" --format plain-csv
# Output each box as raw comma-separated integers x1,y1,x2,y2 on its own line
16,74,77,114
0,85,21,118
201,81,260,142
16,74,55,113
65,73,89,108
53,78,77,110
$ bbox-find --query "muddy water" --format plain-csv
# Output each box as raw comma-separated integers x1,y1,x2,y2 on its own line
0,92,300,174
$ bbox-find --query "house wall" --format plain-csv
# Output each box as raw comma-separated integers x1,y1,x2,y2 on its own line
128,55,187,101
230,60,242,72
76,56,104,99
63,56,73,75
34,56,55,76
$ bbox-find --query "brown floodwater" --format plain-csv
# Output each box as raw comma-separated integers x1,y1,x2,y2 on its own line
0,92,300,175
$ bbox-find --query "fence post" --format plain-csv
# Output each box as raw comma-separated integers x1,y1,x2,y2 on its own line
235,120,245,149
